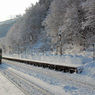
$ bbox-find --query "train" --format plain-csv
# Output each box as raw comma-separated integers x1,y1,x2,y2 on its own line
0,48,2,64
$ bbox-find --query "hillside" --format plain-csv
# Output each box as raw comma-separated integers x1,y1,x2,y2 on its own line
0,0,95,55
0,19,16,38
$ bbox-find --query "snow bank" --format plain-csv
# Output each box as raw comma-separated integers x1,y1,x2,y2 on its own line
81,61,95,79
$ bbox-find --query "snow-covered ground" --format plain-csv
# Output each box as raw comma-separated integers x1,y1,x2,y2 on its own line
1,51,95,95
0,71,25,95
0,59,95,95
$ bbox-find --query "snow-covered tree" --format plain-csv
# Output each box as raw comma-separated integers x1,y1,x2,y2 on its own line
43,0,83,54
61,0,82,45
5,0,52,53
5,18,25,53
82,0,95,44
0,38,6,53
43,0,68,50
4,0,94,54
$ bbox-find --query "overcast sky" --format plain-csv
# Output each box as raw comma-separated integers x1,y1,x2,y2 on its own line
0,0,39,21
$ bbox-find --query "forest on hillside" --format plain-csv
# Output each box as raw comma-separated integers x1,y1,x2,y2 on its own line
0,21,15,38
0,0,95,55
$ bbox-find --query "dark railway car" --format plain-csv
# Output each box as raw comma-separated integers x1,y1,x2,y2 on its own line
0,48,2,64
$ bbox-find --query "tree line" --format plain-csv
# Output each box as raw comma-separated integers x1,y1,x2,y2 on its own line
0,0,95,55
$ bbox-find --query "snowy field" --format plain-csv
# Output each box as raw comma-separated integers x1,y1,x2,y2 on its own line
0,59,95,95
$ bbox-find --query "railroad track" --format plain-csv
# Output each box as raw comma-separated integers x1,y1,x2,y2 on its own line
2,57,83,73
0,66,51,95
1,60,95,95
3,61,95,92
2,60,95,91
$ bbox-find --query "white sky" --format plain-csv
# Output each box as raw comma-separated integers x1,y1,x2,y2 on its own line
0,0,39,21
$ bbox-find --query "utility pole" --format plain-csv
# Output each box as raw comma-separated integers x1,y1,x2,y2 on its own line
58,31,62,56
30,36,32,55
